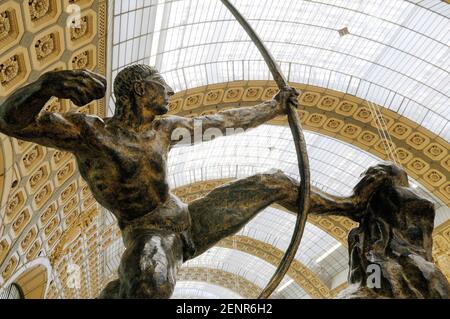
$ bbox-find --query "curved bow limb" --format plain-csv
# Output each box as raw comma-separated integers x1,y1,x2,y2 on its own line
220,0,311,299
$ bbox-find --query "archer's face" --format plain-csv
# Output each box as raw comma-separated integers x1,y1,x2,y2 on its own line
136,72,175,116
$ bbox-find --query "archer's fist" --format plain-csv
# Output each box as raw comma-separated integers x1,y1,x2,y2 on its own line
273,86,300,113
40,69,107,107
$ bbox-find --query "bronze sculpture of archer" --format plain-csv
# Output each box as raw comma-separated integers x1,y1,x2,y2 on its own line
0,65,449,298
0,65,375,298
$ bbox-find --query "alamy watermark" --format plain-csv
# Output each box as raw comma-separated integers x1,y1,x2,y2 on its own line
171,119,250,146
366,263,382,289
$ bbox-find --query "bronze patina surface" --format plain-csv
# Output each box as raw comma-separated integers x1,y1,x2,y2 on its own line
335,164,450,299
0,66,448,299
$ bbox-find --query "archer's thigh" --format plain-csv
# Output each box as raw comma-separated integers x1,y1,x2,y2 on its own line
118,231,183,299
188,170,292,257
98,279,120,299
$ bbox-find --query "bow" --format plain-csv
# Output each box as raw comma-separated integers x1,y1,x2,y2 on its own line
220,0,311,299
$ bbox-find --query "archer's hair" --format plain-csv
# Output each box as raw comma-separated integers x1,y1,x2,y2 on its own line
113,64,159,101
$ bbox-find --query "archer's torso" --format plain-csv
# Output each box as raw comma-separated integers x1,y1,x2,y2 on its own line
73,115,184,225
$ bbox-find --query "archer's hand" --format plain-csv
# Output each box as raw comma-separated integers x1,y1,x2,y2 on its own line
273,86,300,114
40,69,107,107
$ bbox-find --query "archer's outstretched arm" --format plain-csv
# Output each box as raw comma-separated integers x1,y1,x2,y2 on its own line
166,87,299,147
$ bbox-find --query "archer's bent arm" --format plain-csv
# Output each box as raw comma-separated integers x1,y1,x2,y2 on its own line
0,70,106,152
166,87,299,147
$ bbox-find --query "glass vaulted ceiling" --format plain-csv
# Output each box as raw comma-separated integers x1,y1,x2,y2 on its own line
108,0,450,298
110,0,450,140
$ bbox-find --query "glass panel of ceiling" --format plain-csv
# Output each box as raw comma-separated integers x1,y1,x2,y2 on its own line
110,0,450,140
183,247,310,298
238,207,348,287
0,283,24,300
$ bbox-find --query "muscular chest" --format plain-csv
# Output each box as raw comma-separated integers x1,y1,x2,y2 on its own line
110,134,166,176
78,128,169,187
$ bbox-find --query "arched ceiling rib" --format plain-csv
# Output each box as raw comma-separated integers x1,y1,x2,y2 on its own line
177,267,261,298
182,247,310,298
0,136,14,241
234,209,347,287
110,0,450,140
172,281,243,299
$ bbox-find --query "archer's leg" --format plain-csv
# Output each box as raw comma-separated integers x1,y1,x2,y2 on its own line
187,169,362,259
187,169,299,258
116,231,184,299
99,279,120,299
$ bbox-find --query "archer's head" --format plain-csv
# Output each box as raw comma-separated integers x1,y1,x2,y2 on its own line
113,65,174,122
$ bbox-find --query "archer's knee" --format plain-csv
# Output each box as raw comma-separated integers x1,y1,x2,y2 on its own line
258,169,299,206
257,169,296,188
263,168,287,179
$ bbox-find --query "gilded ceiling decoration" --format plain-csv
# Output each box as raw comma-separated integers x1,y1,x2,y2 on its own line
14,264,48,299
177,267,261,299
217,235,332,299
0,0,107,299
